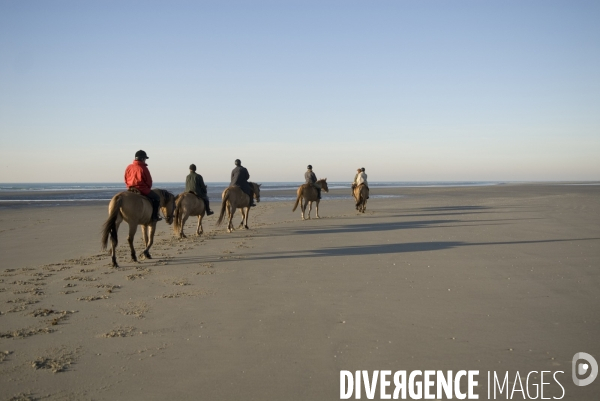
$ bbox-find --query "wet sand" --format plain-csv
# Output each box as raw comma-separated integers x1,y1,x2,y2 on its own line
1,184,599,400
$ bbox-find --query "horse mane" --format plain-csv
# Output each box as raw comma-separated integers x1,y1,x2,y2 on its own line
157,189,174,201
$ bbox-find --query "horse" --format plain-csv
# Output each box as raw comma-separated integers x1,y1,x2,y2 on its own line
173,192,207,238
101,189,175,268
216,182,261,233
353,184,369,213
292,178,329,220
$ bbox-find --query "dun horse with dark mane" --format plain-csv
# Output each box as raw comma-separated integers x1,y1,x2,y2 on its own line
292,178,329,220
353,184,369,213
216,182,261,233
173,192,207,238
101,189,175,268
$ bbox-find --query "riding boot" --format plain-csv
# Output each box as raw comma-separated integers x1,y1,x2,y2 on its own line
248,190,256,207
204,199,214,215
152,201,162,222
317,188,322,200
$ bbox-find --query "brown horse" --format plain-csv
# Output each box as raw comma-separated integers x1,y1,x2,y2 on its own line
216,182,261,233
173,192,207,238
292,178,329,220
353,184,369,213
101,189,175,268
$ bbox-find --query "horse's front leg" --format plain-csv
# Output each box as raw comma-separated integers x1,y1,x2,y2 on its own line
142,223,155,260
196,215,203,236
141,225,149,247
243,207,249,229
127,223,139,263
315,200,320,218
307,201,313,219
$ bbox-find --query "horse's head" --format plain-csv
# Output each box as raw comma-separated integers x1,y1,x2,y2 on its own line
318,178,329,192
251,182,261,203
159,190,175,225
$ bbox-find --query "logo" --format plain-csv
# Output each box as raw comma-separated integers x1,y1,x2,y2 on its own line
572,352,598,386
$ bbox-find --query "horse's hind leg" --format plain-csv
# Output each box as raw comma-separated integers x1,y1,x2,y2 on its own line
110,218,122,268
180,212,190,238
127,223,139,263
307,201,313,219
227,206,235,233
300,199,306,220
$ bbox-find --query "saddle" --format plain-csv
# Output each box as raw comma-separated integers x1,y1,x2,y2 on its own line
128,187,153,201
188,191,204,200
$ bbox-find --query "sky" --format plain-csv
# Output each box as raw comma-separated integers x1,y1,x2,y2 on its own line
0,0,599,183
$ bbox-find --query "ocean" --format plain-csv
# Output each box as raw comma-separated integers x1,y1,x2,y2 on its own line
0,181,502,207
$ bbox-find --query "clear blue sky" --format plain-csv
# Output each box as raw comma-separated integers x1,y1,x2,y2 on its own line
1,0,599,182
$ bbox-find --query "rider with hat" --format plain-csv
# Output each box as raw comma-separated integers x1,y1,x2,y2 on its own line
230,159,256,207
124,150,162,222
305,164,321,200
186,164,214,215
355,167,369,199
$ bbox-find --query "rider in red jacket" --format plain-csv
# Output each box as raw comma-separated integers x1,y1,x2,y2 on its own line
124,150,161,221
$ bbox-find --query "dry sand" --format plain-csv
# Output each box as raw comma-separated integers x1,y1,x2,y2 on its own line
0,184,599,400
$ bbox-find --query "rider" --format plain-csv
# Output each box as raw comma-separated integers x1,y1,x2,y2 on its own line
186,164,214,215
351,167,361,195
305,165,321,200
230,159,256,207
356,167,369,199
124,150,161,222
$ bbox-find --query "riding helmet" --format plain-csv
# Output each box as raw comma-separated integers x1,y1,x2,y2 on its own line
135,150,149,159
234,159,241,166
361,167,365,172
189,164,197,171
307,165,312,169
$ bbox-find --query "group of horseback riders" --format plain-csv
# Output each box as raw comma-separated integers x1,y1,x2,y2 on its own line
125,150,368,222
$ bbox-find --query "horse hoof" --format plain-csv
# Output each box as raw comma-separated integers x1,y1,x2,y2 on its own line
144,252,152,260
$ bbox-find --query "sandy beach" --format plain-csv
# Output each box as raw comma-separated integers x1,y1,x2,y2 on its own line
1,183,599,400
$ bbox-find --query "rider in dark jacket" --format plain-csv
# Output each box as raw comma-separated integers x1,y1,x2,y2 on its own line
185,164,214,215
305,165,321,200
231,159,256,207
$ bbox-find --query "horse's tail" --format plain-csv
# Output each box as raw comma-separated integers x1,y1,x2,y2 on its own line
292,186,304,212
216,189,229,226
173,194,183,234
101,195,122,251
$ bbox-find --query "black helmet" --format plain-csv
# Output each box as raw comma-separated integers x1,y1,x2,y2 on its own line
189,164,197,171
234,159,241,166
135,150,149,159
307,165,312,169
361,167,365,172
